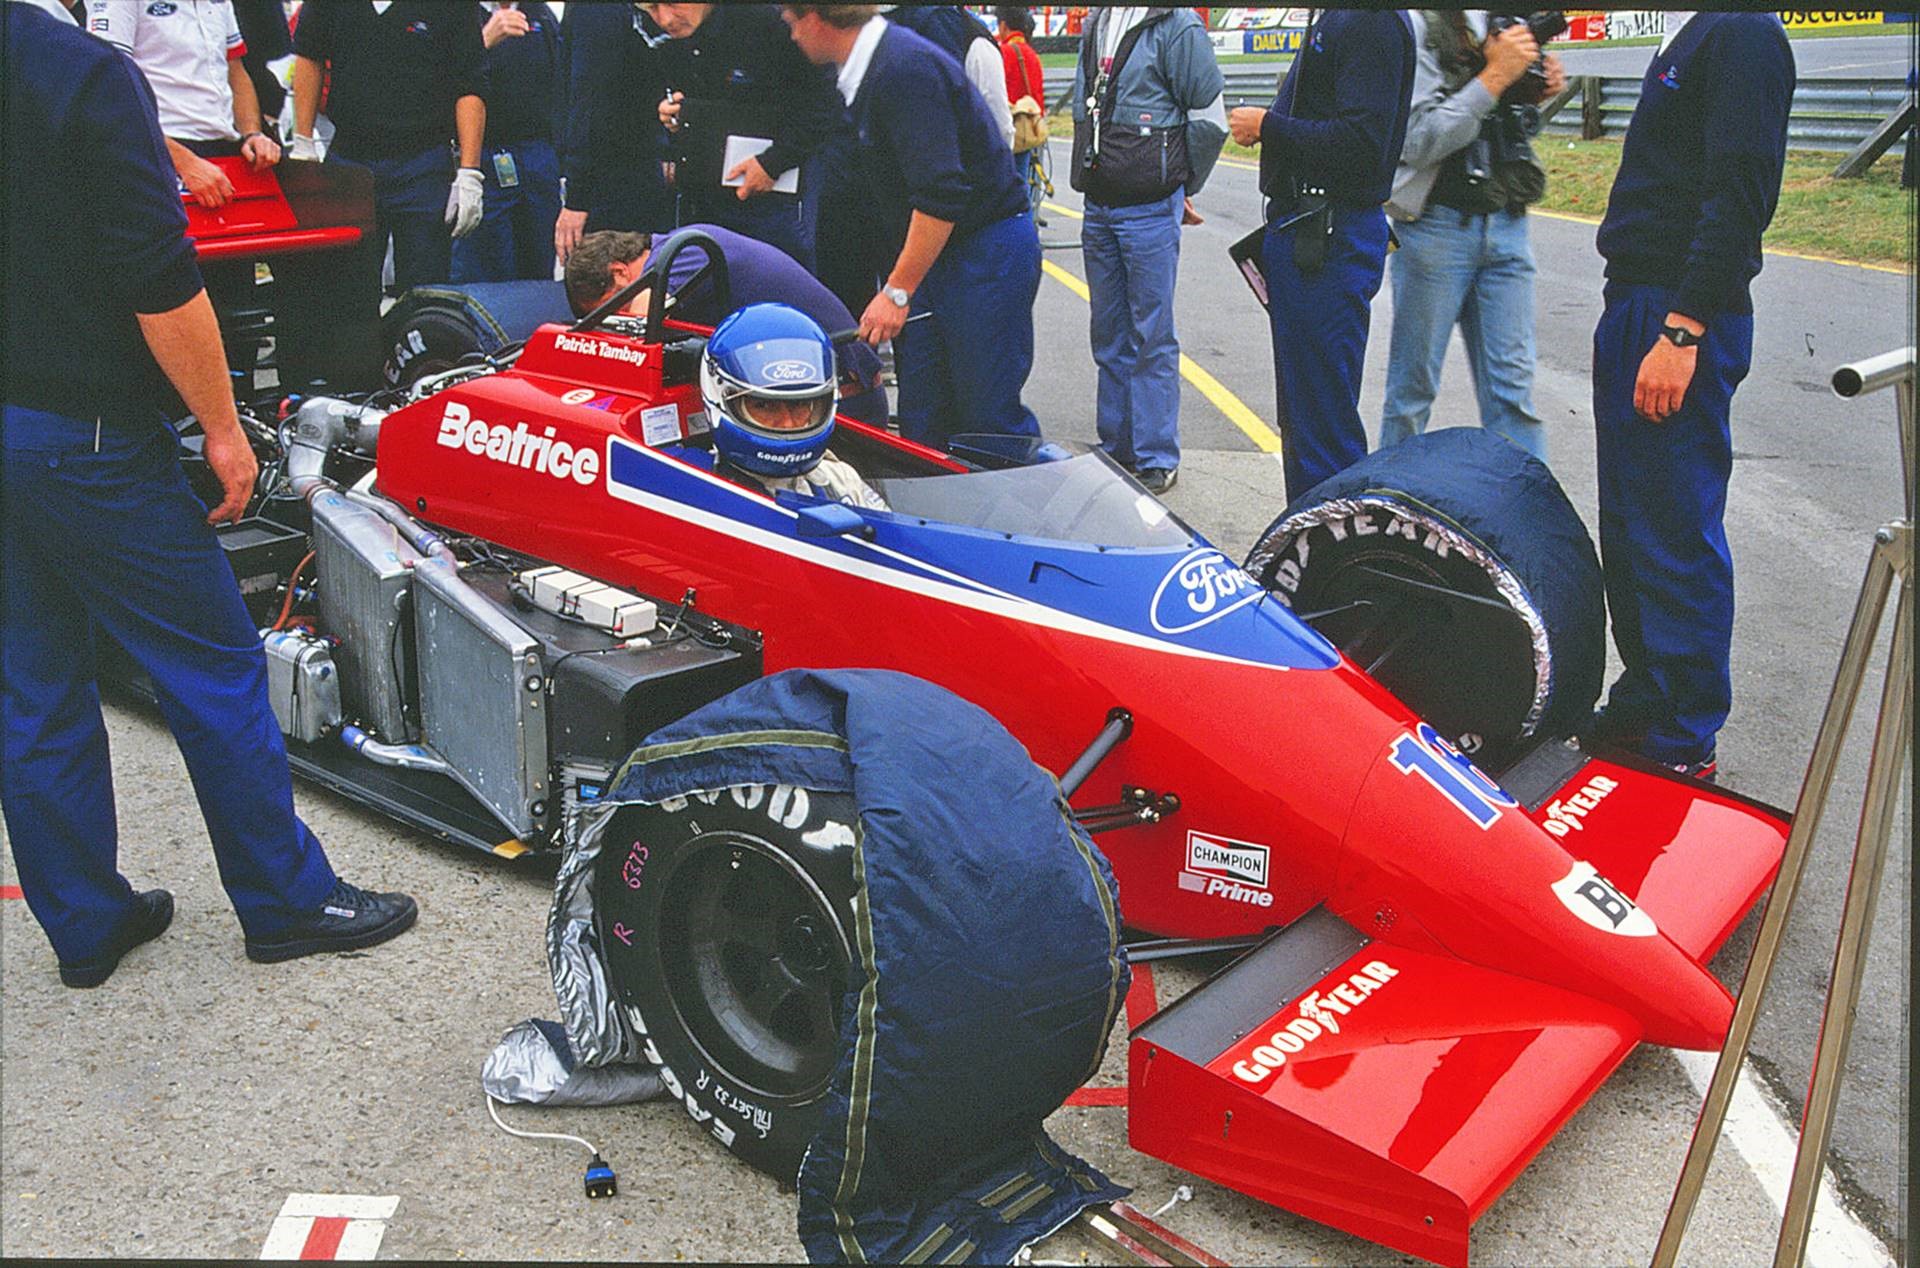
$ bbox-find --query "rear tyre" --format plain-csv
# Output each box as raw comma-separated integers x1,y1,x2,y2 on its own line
380,293,486,392
1244,428,1604,769
596,784,859,1181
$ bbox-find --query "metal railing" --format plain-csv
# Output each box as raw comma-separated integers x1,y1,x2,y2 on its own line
1041,67,1912,164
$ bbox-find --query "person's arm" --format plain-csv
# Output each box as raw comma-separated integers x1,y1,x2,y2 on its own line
1394,17,1511,174
139,294,256,523
1166,15,1227,195
165,135,235,207
454,94,485,168
289,54,323,140
964,38,1014,149
858,210,954,344
228,58,281,169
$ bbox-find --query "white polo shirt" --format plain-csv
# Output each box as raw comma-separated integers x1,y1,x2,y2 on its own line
88,0,248,141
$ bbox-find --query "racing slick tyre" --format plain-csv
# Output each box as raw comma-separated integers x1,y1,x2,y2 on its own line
379,281,572,391
1244,427,1604,769
594,784,858,1181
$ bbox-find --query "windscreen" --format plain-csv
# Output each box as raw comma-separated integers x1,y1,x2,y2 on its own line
872,453,1200,548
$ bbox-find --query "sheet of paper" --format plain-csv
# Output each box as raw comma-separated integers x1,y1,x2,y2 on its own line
721,135,800,194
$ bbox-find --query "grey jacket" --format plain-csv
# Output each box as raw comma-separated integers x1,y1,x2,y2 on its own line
1387,10,1502,221
1070,7,1228,196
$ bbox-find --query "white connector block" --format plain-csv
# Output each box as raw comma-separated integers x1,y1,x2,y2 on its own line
517,566,658,637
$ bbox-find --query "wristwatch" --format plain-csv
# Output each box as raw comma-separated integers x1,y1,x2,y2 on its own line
1660,323,1703,348
882,284,911,309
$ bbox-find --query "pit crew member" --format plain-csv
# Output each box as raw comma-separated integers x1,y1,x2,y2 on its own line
1229,10,1415,502
451,1,563,284
702,304,889,511
88,0,282,209
884,4,1014,150
783,3,1042,452
563,226,887,429
554,0,673,265
2,0,417,987
1585,12,1795,780
289,0,487,292
643,2,840,270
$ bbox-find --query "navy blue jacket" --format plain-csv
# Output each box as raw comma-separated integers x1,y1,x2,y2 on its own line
1597,15,1794,321
849,21,1027,260
292,0,485,161
474,2,561,149
1258,10,1414,210
560,1,671,229
3,3,205,422
884,4,993,68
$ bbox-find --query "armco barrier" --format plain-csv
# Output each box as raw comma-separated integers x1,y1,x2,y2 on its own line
1042,68,1910,159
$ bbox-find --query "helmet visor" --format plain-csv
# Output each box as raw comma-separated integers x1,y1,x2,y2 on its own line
740,391,834,433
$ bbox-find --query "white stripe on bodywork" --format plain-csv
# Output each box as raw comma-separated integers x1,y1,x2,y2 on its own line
604,438,1296,672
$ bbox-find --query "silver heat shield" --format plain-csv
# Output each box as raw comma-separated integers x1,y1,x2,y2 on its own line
411,559,550,838
546,797,646,1068
310,489,421,743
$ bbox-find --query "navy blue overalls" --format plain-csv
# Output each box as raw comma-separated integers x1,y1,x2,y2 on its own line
2,6,335,966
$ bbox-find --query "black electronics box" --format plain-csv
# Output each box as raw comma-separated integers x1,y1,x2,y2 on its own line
462,571,762,770
219,516,308,625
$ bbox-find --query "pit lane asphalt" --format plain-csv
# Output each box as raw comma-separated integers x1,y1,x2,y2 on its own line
1,140,1908,1265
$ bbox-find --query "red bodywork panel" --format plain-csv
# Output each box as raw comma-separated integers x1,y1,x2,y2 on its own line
371,320,1791,1265
181,157,368,261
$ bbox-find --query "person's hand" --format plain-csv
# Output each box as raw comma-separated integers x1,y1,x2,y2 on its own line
1541,52,1567,99
1228,105,1265,147
1634,316,1703,422
200,424,258,525
659,90,684,131
482,5,530,48
726,155,775,200
662,159,677,188
180,152,235,207
446,166,485,238
555,207,587,263
240,131,281,171
1479,23,1540,95
287,132,326,162
858,289,909,345
1181,196,1203,226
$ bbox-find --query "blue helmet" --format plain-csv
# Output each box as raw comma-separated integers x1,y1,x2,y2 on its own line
700,303,838,479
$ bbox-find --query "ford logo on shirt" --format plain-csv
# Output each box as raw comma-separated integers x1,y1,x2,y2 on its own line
146,0,176,15
1149,548,1263,635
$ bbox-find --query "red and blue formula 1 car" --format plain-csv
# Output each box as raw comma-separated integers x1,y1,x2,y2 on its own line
191,226,1788,1266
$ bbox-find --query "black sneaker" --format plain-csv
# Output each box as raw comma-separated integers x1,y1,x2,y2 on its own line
1661,754,1719,784
60,889,174,989
245,879,418,964
1138,467,1177,495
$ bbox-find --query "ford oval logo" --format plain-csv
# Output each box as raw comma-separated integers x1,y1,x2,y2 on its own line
1149,548,1263,635
762,359,813,383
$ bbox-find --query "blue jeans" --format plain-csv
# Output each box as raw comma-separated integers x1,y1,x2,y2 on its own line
1592,283,1753,763
1083,190,1183,472
1264,204,1391,503
338,145,456,293
1,408,336,964
452,138,563,283
1381,207,1545,461
896,211,1042,450
677,154,822,274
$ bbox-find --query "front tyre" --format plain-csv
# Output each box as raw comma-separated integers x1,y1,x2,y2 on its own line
595,783,858,1180
1244,428,1604,769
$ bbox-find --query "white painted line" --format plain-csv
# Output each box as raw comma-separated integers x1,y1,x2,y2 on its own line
278,1194,399,1221
1671,1051,1894,1268
260,1194,398,1261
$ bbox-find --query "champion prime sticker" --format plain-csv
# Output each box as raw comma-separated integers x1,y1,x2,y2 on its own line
1180,830,1272,908
640,404,682,446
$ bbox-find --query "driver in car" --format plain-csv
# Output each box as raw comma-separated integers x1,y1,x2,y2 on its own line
702,303,887,512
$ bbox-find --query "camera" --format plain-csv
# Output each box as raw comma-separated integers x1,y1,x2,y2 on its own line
1487,10,1568,106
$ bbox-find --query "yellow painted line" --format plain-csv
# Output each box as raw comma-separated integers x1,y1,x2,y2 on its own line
1041,200,1082,220
1216,155,1261,171
1039,259,1285,456
492,838,530,859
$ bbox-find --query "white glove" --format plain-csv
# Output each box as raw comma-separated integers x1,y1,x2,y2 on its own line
287,132,326,162
446,166,485,239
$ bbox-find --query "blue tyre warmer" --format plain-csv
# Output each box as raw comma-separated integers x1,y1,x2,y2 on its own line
1245,427,1605,760
608,669,1130,1264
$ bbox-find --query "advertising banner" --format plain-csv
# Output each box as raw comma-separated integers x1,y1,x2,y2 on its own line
1778,10,1885,27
